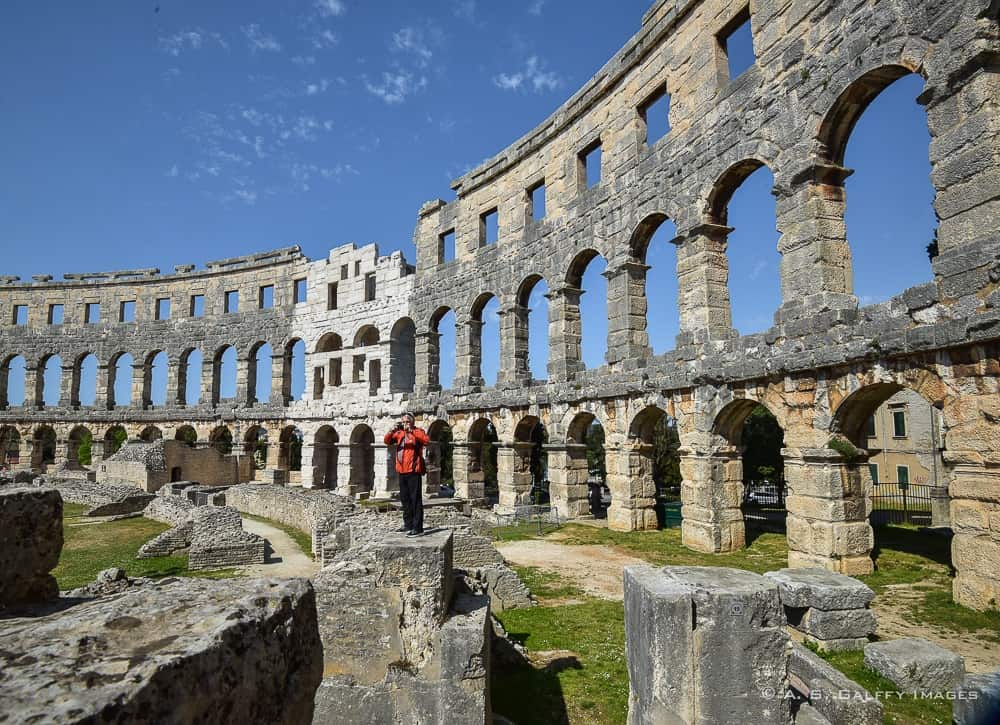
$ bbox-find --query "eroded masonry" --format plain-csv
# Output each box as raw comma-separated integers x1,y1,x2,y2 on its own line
2,0,998,609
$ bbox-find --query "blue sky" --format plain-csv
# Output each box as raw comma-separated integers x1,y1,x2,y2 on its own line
2,1,936,404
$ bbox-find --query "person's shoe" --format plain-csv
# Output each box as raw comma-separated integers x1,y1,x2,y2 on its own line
406,530,424,537
395,526,409,533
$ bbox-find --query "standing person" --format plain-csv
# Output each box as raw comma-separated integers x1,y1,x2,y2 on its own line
384,413,430,536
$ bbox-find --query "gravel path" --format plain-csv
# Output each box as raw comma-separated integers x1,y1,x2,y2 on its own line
238,518,320,579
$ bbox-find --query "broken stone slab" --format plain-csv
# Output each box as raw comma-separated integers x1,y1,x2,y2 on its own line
764,567,875,610
864,638,965,693
0,577,323,723
953,671,1000,725
624,565,789,725
789,606,877,641
0,487,63,609
788,641,882,725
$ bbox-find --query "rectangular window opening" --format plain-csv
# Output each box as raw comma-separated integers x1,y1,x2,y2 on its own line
364,272,377,302
155,298,171,321
439,230,456,263
718,7,755,80
13,304,28,326
340,264,349,280
896,466,910,485
529,181,546,222
118,301,133,323
579,140,602,190
865,415,876,438
327,282,338,310
892,410,907,438
640,87,671,146
354,261,361,277
330,358,342,387
224,290,239,314
480,208,499,246
87,302,103,324
259,285,274,309
868,463,879,484
48,304,64,325
190,294,205,318
293,278,307,304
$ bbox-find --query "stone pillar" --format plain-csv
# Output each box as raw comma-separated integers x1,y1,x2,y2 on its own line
269,352,286,405
132,362,147,409
949,460,1000,611
91,439,106,464
496,442,534,512
235,355,250,406
929,485,951,528
9,435,30,471
59,364,74,408
299,441,315,488
605,442,658,532
262,440,286,485
424,441,442,495
452,444,483,501
783,448,873,576
97,363,113,410
372,443,396,498
24,365,39,409
546,443,590,519
497,304,530,385
202,357,216,407
604,260,651,367
546,286,583,382
167,359,182,408
455,318,484,390
674,224,736,343
52,437,69,469
679,447,746,553
335,443,353,493
415,330,440,395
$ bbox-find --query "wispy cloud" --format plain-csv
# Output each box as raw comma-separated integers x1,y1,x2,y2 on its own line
242,24,282,53
291,55,317,67
315,0,346,17
749,260,767,279
527,0,545,15
158,29,228,56
312,29,338,49
453,0,476,20
493,56,562,93
365,71,427,104
391,27,433,66
161,67,181,81
165,164,179,178
305,79,332,95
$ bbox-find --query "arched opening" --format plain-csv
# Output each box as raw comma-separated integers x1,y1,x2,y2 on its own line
179,348,202,406
175,425,198,447
139,425,162,442
839,71,934,304
104,425,127,458
350,327,379,391
145,351,168,408
629,406,682,528
349,424,375,497
427,419,453,497
282,339,306,402
517,275,550,382
249,342,273,404
67,425,93,469
630,214,680,354
110,353,134,408
708,160,780,336
73,353,98,407
313,425,339,489
505,415,548,508
242,426,269,477
430,307,456,391
470,294,500,388
31,426,57,471
1,355,26,408
210,425,233,455
212,346,237,405
316,333,343,352
566,249,608,371
465,418,498,502
40,354,62,408
0,426,21,469
314,333,343,397
278,426,303,475
389,317,416,393
567,412,606,518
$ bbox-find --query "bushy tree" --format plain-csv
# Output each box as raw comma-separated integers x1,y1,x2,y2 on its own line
742,405,784,482
585,421,606,482
77,429,93,466
652,416,682,500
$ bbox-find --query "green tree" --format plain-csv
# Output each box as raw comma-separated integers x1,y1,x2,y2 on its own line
742,406,784,482
652,416,682,500
77,429,93,467
585,421,606,483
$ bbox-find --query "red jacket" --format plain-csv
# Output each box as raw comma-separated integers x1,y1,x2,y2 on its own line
384,427,430,474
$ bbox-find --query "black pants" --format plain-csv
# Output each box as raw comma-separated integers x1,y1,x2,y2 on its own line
399,472,424,533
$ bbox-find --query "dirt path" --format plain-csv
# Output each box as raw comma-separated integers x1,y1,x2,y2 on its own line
496,539,647,600
238,518,320,579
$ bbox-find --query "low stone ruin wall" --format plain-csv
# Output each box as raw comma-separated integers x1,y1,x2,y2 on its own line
14,475,154,516
0,487,62,609
138,502,266,569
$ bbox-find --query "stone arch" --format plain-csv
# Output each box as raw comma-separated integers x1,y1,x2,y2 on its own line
31,425,57,471
104,425,127,458
705,159,769,226
389,317,416,393
278,425,303,474
427,305,457,391
174,425,198,447
37,353,62,408
107,352,135,409
247,341,273,404
242,425,269,476
353,325,380,347
315,333,342,352
142,350,169,409
178,347,202,406
69,352,97,408
466,292,500,388
139,425,162,442
454,417,498,501
209,425,233,455
349,424,375,496
0,354,26,408
281,338,306,403
513,274,550,382
559,249,609,374
211,345,237,406
628,213,680,354
497,414,549,510
426,419,453,495
313,425,339,489
66,424,92,469
1,425,22,469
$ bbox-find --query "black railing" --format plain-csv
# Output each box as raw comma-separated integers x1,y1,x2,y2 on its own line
742,480,787,531
870,481,933,526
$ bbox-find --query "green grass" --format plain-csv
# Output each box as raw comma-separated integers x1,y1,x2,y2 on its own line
512,566,587,604
54,503,237,590
494,599,628,725
242,513,314,557
814,648,952,724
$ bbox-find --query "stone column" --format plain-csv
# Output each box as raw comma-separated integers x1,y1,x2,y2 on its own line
415,330,440,395
335,443,353,493
9,435,30,471
455,318,484,390
497,304,530,385
424,441,442,494
52,437,69,469
269,352,286,405
167,359,181,408
605,441,658,531
949,460,1000,611
98,363,114,410
299,441,315,488
546,286,583,382
262,440,287,485
59,364,74,408
783,447,873,575
24,365,39,409
604,260,651,367
452,444,483,501
546,443,591,519
235,354,250,407
496,442,534,512
372,443,397,497
91,439,106,464
679,447,747,553
133,362,148,409
202,357,216,407
674,224,736,343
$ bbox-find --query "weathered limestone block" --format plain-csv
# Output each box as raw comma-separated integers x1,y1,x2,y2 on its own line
624,565,788,725
0,487,62,609
953,671,1000,725
764,568,875,610
188,506,267,569
863,638,965,693
788,642,882,725
0,577,323,724
794,607,877,642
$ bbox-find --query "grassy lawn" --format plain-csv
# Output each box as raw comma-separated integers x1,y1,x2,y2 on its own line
242,512,313,557
54,503,236,590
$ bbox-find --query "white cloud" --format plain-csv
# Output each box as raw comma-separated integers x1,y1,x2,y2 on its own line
312,29,338,49
292,55,317,67
528,0,545,15
162,67,181,81
493,56,562,93
749,260,767,279
392,27,433,66
365,71,427,104
453,0,476,20
242,24,282,53
316,0,346,17
166,164,179,178
158,29,227,55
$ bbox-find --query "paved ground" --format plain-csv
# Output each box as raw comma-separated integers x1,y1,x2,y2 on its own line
238,517,320,579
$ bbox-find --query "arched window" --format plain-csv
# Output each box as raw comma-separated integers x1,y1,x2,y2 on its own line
112,353,133,407
147,351,168,407
517,275,550,381
181,348,202,406
471,293,500,388
430,307,456,390
75,353,98,407
566,250,608,370
41,354,62,407
284,339,306,402
1,355,26,408
213,346,237,404
630,214,680,353
250,342,273,404
389,318,416,393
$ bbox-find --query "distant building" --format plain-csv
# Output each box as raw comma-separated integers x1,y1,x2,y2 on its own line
864,389,944,488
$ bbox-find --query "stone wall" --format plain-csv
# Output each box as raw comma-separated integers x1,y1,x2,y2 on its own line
0,487,62,609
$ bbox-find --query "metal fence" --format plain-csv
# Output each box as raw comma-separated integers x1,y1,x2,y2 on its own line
869,481,933,526
742,480,787,531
